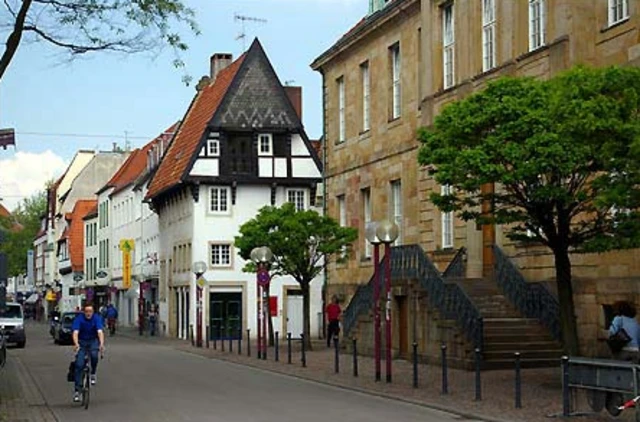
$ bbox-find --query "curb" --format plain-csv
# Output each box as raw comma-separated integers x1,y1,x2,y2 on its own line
122,333,512,422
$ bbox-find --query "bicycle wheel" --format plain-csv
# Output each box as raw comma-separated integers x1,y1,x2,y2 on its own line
82,368,90,409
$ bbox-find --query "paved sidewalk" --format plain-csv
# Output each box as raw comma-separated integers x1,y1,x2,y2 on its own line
0,349,57,422
119,328,633,422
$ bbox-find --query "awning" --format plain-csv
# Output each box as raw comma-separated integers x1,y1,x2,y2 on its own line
24,293,39,304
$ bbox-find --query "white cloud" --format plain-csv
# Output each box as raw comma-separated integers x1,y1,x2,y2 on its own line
0,151,67,212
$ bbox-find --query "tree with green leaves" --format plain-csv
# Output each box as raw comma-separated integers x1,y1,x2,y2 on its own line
235,203,358,349
0,192,47,277
0,0,199,83
418,66,640,355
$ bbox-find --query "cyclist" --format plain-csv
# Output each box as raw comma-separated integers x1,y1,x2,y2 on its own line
71,304,105,403
105,303,118,335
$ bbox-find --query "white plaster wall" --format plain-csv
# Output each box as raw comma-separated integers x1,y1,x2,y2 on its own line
274,158,287,178
110,185,142,290
292,158,321,178
258,158,273,178
190,159,219,177
290,134,310,156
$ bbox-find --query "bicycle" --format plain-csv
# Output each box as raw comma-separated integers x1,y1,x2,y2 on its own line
76,347,103,409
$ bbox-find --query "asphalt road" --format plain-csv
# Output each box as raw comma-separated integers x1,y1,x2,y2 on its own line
14,323,480,422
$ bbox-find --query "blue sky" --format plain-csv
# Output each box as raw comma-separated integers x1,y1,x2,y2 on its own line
0,0,366,210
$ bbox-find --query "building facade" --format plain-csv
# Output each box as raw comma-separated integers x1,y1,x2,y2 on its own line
147,39,324,341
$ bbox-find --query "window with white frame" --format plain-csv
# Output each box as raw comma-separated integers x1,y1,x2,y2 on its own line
338,195,347,258
443,3,455,89
529,0,545,51
258,134,273,156
482,0,496,71
287,189,306,211
362,189,372,257
391,180,403,245
391,44,401,119
609,0,629,25
210,244,231,267
361,62,370,132
337,77,345,143
207,138,219,156
441,185,454,248
210,187,230,213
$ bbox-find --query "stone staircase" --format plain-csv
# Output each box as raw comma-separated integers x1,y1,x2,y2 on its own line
450,278,563,369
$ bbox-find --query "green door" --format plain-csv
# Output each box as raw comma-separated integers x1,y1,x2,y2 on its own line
209,292,242,340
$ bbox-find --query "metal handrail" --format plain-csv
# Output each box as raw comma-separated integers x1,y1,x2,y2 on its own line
342,244,484,349
442,247,467,279
493,246,561,341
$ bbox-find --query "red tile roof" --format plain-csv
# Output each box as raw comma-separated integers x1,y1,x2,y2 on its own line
0,203,10,218
146,54,246,200
83,204,98,221
68,200,96,272
103,123,180,197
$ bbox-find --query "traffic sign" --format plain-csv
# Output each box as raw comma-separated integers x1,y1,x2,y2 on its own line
73,274,84,282
96,270,108,279
197,276,206,288
257,269,270,286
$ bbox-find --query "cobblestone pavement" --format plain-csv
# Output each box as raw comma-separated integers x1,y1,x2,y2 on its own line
120,327,635,422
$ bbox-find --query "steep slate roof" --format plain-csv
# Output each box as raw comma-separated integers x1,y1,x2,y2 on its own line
146,54,247,200
67,200,96,272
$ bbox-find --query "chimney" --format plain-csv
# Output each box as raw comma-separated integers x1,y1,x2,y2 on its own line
210,53,233,81
284,86,302,120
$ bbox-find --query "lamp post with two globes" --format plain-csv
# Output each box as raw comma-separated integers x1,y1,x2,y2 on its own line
376,220,399,383
192,261,207,348
250,246,273,360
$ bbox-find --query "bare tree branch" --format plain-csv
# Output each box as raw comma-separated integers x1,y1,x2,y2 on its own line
0,0,33,80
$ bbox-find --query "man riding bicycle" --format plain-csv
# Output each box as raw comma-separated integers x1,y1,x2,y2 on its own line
105,303,118,335
71,304,105,403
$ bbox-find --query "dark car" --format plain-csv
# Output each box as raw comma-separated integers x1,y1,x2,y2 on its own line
53,312,81,345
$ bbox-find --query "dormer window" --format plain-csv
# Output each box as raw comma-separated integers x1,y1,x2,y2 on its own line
258,134,273,156
207,132,220,157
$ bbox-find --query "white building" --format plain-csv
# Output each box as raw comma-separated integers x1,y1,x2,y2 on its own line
146,40,324,341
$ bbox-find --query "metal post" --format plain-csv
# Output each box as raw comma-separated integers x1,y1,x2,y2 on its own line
515,352,522,409
287,332,292,364
221,327,225,352
373,243,381,382
562,356,570,417
475,348,482,401
257,284,262,360
238,327,242,355
275,331,279,362
213,330,217,350
334,335,339,373
441,344,448,395
229,326,233,353
206,325,210,349
412,342,418,388
301,333,306,368
190,324,194,347
384,242,392,383
352,338,358,377
262,285,268,361
196,286,202,348
246,329,250,357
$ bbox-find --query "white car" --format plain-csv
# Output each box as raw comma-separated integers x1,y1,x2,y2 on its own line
0,303,26,348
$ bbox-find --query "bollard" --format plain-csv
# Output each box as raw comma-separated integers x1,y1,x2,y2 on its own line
334,335,340,373
263,335,267,360
206,325,210,349
412,342,418,388
213,333,217,350
301,333,307,368
221,329,225,352
247,329,251,357
287,333,292,364
561,356,570,416
238,328,242,355
515,352,522,409
275,332,280,362
229,328,233,353
352,338,358,377
441,344,448,395
475,348,482,401
190,325,194,347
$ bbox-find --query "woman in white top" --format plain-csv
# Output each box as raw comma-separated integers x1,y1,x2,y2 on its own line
609,301,640,363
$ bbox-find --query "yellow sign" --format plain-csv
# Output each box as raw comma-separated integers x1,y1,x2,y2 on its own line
197,276,206,288
119,239,135,289
45,291,56,301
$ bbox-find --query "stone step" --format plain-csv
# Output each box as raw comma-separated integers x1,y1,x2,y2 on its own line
481,357,561,370
484,332,557,344
483,349,563,362
483,341,562,352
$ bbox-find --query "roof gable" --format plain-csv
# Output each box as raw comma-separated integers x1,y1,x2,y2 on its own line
146,55,246,200
211,39,303,131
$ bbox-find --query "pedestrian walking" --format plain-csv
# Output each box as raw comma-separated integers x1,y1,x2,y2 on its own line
148,304,158,336
326,295,341,348
608,300,640,363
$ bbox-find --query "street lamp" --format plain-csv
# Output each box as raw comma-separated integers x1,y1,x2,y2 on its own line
365,222,382,382
251,246,273,360
376,219,399,383
192,261,207,348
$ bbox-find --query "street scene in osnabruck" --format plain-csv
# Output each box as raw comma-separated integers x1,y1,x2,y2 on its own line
1,1,640,421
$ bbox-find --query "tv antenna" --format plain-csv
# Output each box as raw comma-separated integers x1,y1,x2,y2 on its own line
234,13,267,51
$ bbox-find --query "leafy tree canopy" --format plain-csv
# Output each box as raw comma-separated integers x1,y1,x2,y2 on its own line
235,203,358,285
0,0,200,82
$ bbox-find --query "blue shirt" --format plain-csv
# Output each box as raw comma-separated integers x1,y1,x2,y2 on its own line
609,316,640,349
72,314,103,342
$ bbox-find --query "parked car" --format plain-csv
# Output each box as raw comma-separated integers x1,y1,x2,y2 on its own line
53,312,81,345
0,303,26,348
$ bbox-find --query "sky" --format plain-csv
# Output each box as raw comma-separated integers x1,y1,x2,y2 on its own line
0,0,366,211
